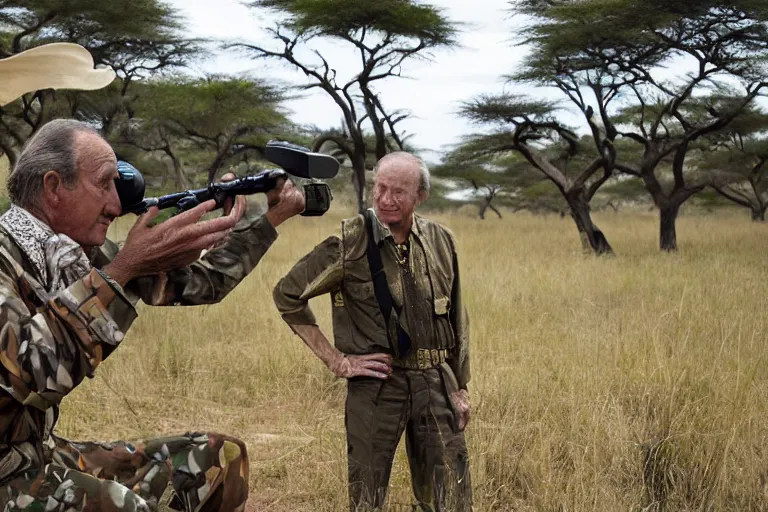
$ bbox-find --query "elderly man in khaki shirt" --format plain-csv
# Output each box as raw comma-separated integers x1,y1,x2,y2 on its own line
273,152,472,511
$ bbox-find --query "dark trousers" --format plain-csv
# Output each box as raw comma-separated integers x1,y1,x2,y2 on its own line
345,367,472,512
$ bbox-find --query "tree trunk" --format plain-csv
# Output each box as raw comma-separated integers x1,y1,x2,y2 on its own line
478,197,502,219
750,208,765,222
659,203,681,251
163,147,190,189
565,192,614,256
172,159,190,189
4,148,17,168
0,141,18,168
352,157,367,213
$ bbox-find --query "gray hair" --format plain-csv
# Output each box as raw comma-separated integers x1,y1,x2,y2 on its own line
373,151,431,194
7,119,103,209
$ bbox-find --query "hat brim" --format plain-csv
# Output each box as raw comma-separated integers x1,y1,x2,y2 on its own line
0,42,116,106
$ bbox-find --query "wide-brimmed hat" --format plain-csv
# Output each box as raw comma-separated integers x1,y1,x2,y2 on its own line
0,42,115,106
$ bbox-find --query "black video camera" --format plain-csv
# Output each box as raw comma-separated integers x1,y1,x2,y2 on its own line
115,141,339,217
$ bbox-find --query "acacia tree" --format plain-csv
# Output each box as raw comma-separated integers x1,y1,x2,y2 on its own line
116,75,291,188
474,182,502,219
0,0,197,163
700,111,768,221
231,0,457,212
458,95,616,254
311,122,417,173
434,151,569,219
709,142,768,221
510,0,768,251
432,160,505,220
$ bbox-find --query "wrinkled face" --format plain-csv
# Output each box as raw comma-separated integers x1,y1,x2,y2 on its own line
372,159,425,228
47,131,121,249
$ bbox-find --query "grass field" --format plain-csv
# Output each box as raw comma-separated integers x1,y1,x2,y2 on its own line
41,199,764,511
0,153,766,510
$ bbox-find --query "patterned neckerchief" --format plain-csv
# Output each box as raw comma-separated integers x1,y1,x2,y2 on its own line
0,204,91,292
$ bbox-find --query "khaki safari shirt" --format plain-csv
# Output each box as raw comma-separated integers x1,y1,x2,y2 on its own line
0,212,277,484
273,211,470,389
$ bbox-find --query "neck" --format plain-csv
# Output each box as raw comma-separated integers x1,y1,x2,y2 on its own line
21,204,51,228
23,204,91,252
387,217,413,244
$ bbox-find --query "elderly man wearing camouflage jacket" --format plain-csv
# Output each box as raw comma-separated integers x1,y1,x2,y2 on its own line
273,152,472,511
0,45,305,512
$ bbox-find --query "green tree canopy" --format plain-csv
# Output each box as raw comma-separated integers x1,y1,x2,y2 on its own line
233,0,458,212
116,75,291,189
457,93,615,254
0,0,198,164
698,108,768,220
504,0,768,250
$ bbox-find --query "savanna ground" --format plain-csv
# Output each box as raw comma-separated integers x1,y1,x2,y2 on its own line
2,159,767,510
66,202,768,511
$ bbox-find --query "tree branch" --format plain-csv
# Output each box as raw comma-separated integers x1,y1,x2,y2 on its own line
671,141,689,191
572,157,605,189
587,167,613,201
312,134,354,160
12,10,58,54
615,161,642,176
233,36,360,133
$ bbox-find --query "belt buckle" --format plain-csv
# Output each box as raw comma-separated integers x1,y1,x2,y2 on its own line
416,349,444,369
417,349,430,369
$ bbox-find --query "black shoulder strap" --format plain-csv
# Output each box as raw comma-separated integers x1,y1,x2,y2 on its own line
364,210,412,357
364,209,393,322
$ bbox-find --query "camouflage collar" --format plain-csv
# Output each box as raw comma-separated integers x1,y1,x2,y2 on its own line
0,205,91,292
367,208,423,245
0,205,53,284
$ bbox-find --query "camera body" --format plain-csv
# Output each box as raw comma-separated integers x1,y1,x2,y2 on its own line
116,140,339,217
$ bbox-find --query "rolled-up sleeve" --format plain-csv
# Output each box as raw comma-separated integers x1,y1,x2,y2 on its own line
125,214,278,306
448,239,471,390
273,235,343,327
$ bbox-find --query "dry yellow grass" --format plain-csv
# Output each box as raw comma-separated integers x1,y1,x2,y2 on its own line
0,152,763,510
44,202,765,511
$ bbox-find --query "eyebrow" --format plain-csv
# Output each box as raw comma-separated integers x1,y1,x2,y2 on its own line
97,162,118,180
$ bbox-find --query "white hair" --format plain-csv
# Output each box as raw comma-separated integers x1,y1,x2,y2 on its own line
8,119,103,209
373,151,430,194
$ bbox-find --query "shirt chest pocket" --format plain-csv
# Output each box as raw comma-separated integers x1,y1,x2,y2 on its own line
345,280,375,303
343,280,384,326
434,296,450,316
432,295,455,349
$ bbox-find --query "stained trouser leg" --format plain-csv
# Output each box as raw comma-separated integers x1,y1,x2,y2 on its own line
345,372,409,511
405,368,472,512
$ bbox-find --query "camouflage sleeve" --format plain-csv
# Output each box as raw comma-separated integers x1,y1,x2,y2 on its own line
273,235,343,326
448,237,471,390
124,214,278,306
0,267,134,411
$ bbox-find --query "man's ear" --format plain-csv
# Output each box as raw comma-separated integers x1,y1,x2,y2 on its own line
417,189,429,206
42,170,63,205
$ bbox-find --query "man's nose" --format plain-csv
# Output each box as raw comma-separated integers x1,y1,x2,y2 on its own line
104,183,122,217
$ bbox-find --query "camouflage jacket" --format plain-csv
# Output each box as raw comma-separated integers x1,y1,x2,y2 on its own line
273,210,470,389
0,212,277,483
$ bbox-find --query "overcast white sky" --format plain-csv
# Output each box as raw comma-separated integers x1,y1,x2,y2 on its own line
166,0,532,164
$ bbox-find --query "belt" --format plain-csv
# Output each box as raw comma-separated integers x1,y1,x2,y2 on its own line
392,348,448,370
